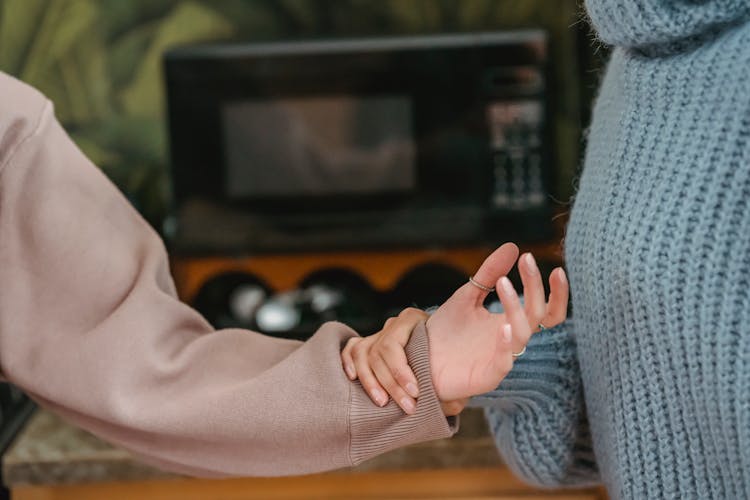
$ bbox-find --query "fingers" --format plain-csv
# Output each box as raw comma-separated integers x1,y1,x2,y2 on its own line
466,243,519,306
349,337,389,407
542,267,569,328
368,308,423,413
496,276,533,355
379,308,425,397
518,252,546,332
370,353,416,414
341,308,426,414
341,337,360,380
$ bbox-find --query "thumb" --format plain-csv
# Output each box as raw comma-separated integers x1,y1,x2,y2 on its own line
465,243,519,306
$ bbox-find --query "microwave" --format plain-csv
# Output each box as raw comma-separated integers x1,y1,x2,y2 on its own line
164,31,553,254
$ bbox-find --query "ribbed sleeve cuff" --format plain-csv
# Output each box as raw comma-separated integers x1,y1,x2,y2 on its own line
471,323,599,487
348,321,457,465
471,324,579,409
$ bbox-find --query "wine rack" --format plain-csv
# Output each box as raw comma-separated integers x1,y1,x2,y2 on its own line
172,241,563,340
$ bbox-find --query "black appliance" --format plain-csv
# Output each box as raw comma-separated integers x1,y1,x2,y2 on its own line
164,31,553,254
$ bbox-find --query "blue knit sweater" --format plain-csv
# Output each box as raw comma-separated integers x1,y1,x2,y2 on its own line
476,1,750,498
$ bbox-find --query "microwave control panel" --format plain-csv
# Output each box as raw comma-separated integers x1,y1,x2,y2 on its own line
487,100,546,210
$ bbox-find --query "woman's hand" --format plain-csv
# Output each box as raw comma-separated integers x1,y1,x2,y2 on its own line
427,247,568,402
513,252,569,355
341,308,467,415
341,308,427,414
341,243,569,416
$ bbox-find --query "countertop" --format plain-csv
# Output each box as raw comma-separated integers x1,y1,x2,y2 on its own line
2,407,503,487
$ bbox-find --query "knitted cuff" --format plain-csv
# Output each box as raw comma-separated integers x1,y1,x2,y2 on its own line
471,324,579,409
472,323,599,487
349,321,457,465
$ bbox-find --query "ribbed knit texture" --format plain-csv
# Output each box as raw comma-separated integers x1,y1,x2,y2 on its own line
479,2,750,499
472,325,598,486
349,322,458,464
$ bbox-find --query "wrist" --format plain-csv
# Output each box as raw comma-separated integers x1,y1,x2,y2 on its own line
424,315,444,399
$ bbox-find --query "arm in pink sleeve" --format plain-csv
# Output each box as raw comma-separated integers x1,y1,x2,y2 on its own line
0,72,455,477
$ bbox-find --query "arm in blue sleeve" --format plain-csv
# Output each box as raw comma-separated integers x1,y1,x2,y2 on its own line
471,320,600,487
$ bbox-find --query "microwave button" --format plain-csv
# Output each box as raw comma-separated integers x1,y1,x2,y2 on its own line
527,152,546,206
492,151,510,208
511,153,526,202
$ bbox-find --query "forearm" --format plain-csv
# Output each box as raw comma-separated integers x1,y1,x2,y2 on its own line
0,72,455,476
17,322,449,477
472,322,599,487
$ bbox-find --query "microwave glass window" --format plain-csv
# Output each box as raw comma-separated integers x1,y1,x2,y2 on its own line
223,96,416,198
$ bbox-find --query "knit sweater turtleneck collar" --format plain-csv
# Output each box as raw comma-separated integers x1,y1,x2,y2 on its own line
585,0,750,53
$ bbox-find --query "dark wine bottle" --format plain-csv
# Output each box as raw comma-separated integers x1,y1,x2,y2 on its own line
387,262,468,317
268,268,383,339
192,272,272,330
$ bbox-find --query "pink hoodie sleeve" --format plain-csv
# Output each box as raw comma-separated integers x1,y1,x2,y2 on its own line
0,72,455,477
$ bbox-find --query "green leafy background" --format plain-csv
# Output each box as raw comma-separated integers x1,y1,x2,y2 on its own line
0,0,594,228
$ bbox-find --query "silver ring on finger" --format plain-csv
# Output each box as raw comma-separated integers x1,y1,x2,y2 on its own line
469,275,495,292
512,346,526,358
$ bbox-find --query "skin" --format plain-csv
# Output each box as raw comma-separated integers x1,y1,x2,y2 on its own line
341,244,569,415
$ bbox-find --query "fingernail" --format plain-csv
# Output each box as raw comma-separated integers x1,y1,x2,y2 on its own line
525,253,538,274
500,277,515,296
371,388,387,406
557,268,568,284
344,363,355,380
405,382,419,398
400,397,416,414
502,324,513,343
